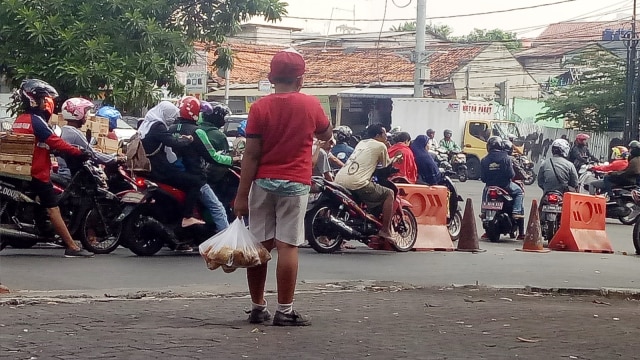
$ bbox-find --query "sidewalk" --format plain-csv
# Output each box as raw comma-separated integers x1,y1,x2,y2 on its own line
1,284,638,359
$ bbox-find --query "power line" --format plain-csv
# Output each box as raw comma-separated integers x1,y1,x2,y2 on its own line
282,0,576,22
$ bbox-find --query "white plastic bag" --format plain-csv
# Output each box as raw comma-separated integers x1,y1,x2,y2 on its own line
198,218,271,272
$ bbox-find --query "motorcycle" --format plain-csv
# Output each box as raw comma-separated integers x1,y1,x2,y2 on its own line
630,189,640,254
122,174,218,256
540,191,563,241
480,183,524,242
513,154,535,186
207,164,241,222
0,160,139,254
578,164,640,225
304,160,417,254
434,148,467,182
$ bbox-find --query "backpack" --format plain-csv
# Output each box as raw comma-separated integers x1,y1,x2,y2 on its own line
125,133,161,174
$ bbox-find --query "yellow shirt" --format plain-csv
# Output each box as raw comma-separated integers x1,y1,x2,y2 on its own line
335,139,391,190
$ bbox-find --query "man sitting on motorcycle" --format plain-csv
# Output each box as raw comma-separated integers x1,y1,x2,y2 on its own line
481,136,525,220
538,138,578,195
199,102,230,153
388,132,417,183
590,141,640,196
587,146,629,195
335,123,396,241
11,79,93,257
439,129,461,153
569,133,598,171
55,98,125,183
169,96,234,232
425,129,438,152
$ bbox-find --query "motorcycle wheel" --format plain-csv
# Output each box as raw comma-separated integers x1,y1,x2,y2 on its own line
124,214,168,256
448,209,462,241
391,207,417,251
634,220,640,255
305,202,344,254
523,170,536,186
619,204,640,225
486,222,501,242
80,208,122,254
457,169,468,183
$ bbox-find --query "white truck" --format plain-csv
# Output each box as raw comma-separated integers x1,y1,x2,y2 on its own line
391,98,522,180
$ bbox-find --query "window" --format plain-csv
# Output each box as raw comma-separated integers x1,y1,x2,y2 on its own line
469,122,489,141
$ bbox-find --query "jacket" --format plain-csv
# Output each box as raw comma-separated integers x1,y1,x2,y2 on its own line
537,155,578,194
12,112,82,182
480,150,514,188
168,120,232,182
199,123,229,153
57,125,117,180
609,154,640,184
140,122,192,179
592,159,628,173
410,135,441,185
569,143,597,170
388,142,417,183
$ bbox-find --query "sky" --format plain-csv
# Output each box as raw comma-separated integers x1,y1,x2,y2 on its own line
250,0,635,38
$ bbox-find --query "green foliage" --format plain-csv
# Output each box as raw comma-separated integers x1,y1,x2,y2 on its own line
454,28,522,51
389,21,453,41
537,48,624,133
0,0,286,113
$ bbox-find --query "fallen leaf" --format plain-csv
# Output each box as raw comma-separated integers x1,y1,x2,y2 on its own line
592,300,611,306
500,297,513,302
464,299,486,303
250,328,260,333
517,337,540,343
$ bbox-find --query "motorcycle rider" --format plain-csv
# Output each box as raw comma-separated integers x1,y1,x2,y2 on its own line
388,132,417,183
411,135,442,185
538,138,578,195
590,141,640,196
199,102,230,153
138,101,203,228
425,128,438,152
11,79,93,257
507,134,523,155
331,125,355,167
96,105,122,141
569,133,598,171
335,123,396,242
55,98,124,183
232,120,247,159
312,137,336,181
439,129,461,153
587,146,629,195
481,136,525,219
169,96,233,232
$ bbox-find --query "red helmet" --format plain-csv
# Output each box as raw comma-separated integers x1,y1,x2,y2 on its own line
576,133,590,142
178,96,200,122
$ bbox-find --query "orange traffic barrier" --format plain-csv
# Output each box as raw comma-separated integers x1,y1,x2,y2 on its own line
0,284,10,294
548,192,613,253
517,199,550,253
397,184,454,251
456,198,486,253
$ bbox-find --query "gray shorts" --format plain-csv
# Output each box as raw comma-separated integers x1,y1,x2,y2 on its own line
249,183,309,246
352,182,393,212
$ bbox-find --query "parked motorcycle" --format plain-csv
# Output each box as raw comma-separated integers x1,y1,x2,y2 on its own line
513,154,535,185
480,183,524,242
0,160,138,254
540,191,563,241
304,161,417,254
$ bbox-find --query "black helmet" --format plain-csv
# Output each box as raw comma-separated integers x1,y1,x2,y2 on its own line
502,140,514,155
202,102,230,127
13,79,58,118
487,136,503,152
426,128,435,136
335,125,353,143
444,129,453,137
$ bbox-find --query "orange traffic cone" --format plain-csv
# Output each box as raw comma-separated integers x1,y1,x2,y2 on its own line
517,199,550,253
456,198,486,253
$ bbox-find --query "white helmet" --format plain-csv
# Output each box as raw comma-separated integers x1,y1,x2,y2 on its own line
61,97,94,123
551,138,570,158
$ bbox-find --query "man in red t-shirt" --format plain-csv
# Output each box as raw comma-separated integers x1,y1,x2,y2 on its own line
235,49,332,327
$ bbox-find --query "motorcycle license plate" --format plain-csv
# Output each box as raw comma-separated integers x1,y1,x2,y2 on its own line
542,205,562,213
482,201,503,210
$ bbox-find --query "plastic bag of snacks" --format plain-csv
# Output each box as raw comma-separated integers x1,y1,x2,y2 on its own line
198,218,271,272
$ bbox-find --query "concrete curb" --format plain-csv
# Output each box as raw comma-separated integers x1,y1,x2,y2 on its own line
450,284,640,300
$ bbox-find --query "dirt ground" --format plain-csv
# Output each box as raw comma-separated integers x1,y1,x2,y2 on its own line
1,285,639,359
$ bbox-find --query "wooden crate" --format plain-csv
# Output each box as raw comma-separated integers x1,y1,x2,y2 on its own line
85,120,109,137
97,136,120,154
0,153,32,163
0,133,35,155
0,163,31,176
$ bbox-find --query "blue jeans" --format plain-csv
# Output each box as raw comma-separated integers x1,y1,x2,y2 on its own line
507,182,524,215
200,184,229,231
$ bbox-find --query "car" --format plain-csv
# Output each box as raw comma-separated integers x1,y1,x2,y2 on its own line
223,114,248,149
113,118,137,142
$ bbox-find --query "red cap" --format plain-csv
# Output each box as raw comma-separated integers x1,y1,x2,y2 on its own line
268,48,305,82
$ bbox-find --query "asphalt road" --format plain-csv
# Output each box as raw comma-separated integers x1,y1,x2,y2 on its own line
2,180,640,294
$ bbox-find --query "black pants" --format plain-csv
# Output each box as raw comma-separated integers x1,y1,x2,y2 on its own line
150,172,204,219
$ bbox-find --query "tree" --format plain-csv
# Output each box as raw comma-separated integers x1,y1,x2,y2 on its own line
454,28,522,51
537,48,624,132
389,21,453,41
0,0,286,113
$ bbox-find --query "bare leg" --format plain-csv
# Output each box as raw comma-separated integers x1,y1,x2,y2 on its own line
47,207,80,251
274,240,299,305
379,192,394,238
247,239,275,305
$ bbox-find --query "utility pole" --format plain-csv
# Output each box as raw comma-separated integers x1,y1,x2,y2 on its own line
632,0,638,141
465,66,470,100
413,0,427,97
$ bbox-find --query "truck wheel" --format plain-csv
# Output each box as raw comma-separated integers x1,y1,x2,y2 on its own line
466,157,481,180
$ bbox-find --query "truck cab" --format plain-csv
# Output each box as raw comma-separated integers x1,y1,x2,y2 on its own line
463,120,523,180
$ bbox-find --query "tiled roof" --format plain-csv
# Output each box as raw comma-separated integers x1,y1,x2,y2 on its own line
536,20,638,42
207,43,485,86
